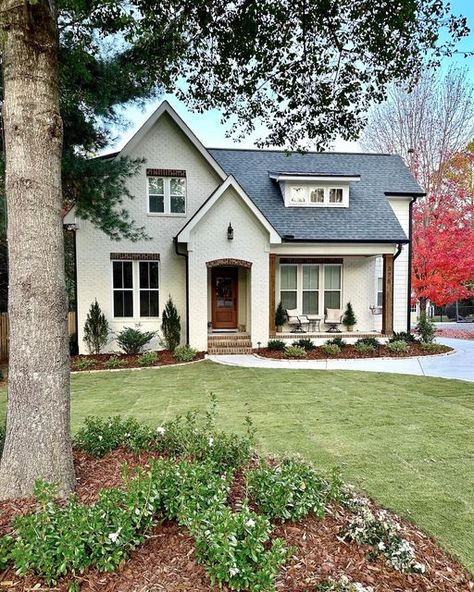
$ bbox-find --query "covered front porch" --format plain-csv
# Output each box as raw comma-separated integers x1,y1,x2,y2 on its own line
268,246,399,339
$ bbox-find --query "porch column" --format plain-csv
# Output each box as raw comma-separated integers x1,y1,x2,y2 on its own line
269,254,276,336
382,254,394,335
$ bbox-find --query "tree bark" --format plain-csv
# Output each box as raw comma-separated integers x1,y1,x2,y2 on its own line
0,0,75,498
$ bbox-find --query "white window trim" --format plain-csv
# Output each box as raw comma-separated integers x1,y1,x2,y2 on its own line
278,263,343,315
147,176,187,217
111,260,161,320
283,183,349,208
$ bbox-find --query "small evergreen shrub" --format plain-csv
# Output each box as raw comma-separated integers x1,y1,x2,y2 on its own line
267,339,286,351
104,356,127,369
386,340,409,353
83,299,109,354
137,351,159,366
191,504,288,591
173,345,198,362
355,337,381,348
275,301,287,330
342,301,357,329
416,315,435,343
284,345,307,358
74,416,155,457
326,336,347,348
354,342,376,354
116,327,156,355
247,458,343,522
161,296,181,351
321,343,341,355
388,331,417,344
73,357,97,371
420,342,446,353
293,338,315,351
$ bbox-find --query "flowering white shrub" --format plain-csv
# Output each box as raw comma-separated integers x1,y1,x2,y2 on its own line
342,506,426,574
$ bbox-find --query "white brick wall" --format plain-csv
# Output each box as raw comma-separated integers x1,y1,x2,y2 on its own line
388,198,411,333
188,186,270,350
75,112,221,353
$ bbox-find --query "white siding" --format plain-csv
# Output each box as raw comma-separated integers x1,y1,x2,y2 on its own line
388,198,411,332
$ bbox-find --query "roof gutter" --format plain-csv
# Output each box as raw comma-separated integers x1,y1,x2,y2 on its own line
173,237,190,345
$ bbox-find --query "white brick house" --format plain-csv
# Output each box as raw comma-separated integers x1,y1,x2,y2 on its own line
65,101,424,354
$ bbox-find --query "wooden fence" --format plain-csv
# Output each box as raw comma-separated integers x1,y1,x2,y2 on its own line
0,311,76,360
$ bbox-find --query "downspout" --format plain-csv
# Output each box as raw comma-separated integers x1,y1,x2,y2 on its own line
407,196,417,332
174,236,189,344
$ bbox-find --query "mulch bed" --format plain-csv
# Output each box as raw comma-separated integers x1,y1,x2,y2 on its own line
256,343,453,360
436,329,474,340
70,350,205,371
0,450,472,592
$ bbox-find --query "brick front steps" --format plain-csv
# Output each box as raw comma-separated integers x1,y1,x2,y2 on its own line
207,333,253,355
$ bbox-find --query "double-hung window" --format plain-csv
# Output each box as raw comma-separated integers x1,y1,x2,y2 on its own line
279,263,342,314
324,265,342,310
377,277,383,307
280,265,298,310
112,259,160,318
302,265,319,314
148,176,186,214
113,261,134,317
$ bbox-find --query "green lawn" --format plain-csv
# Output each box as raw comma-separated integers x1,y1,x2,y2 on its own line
1,361,473,572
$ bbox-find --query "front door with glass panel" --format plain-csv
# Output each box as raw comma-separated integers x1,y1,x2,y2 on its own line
211,267,238,329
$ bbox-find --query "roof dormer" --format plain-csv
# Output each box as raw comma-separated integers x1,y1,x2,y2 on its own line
269,172,360,208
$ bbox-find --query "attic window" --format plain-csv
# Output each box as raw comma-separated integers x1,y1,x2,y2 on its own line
286,185,348,207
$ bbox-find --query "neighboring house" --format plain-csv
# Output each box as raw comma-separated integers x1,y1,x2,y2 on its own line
65,101,424,354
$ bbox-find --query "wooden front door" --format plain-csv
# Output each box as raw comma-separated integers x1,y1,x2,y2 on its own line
211,267,238,329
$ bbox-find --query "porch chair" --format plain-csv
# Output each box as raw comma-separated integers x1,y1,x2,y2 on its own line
324,308,343,332
286,309,308,333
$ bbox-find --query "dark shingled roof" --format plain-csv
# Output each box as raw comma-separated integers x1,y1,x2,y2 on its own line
208,149,423,242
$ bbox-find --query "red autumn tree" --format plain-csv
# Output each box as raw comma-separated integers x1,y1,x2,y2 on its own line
412,175,474,316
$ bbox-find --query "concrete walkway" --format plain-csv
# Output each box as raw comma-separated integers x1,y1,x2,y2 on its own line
207,338,474,382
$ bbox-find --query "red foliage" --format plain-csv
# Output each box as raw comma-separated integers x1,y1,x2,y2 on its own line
412,181,474,307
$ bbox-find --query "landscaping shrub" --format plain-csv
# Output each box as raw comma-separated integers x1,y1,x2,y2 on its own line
343,506,426,573
83,299,109,354
161,296,181,352
275,301,287,331
173,345,198,362
388,331,417,344
137,351,159,366
267,339,286,351
386,340,409,353
420,342,446,353
104,356,128,369
284,345,307,358
74,416,155,457
246,458,343,522
354,342,376,354
355,337,381,348
116,327,156,355
342,301,357,330
293,338,315,351
326,336,346,348
191,504,288,591
321,343,341,355
416,315,435,343
72,357,96,371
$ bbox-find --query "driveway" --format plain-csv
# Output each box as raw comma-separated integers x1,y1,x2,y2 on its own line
208,338,474,382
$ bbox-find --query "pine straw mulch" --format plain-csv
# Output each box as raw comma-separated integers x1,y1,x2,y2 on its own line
0,449,473,592
70,350,205,372
256,343,453,360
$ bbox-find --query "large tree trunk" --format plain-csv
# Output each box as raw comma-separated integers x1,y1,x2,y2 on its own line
0,0,75,498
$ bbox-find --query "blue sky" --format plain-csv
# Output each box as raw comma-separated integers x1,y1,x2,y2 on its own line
111,0,474,154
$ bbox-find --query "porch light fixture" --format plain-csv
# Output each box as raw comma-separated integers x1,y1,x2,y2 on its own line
227,222,234,240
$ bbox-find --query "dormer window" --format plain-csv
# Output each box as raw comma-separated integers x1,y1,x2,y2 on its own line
270,173,360,209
